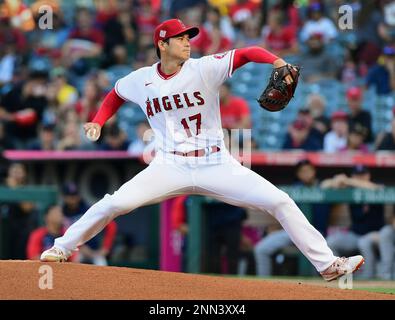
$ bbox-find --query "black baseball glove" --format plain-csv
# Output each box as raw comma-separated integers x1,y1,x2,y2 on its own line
257,64,300,112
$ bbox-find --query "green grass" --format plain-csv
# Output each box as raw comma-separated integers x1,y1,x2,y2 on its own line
216,274,395,296
354,288,395,295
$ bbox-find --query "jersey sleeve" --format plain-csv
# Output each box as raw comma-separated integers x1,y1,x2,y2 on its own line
114,71,139,103
199,49,235,90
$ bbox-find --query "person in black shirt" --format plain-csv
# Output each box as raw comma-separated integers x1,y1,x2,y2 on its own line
346,87,373,143
254,160,331,276
376,116,395,151
204,202,247,275
0,70,48,148
324,165,384,279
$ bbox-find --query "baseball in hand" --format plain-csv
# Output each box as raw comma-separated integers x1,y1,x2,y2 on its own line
87,127,100,141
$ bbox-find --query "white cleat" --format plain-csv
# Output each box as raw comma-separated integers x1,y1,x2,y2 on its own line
320,255,365,282
40,246,70,262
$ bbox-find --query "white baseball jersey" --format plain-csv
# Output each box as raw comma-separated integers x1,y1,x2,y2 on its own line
115,50,235,154
52,49,338,274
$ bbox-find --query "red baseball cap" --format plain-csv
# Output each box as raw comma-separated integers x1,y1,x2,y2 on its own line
153,19,199,48
346,87,362,100
331,111,348,122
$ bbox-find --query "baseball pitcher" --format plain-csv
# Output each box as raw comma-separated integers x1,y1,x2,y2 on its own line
41,19,364,281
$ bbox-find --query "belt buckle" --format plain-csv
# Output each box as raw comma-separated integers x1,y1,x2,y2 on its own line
205,146,211,156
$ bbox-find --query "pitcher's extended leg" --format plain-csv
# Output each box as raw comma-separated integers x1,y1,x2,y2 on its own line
195,159,336,273
53,160,192,254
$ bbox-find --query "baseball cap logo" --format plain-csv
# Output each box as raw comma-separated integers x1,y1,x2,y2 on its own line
159,30,166,38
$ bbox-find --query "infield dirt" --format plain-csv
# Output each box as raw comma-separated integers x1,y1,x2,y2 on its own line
0,260,393,300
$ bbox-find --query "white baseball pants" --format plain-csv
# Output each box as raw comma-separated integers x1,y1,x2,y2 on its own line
55,149,336,272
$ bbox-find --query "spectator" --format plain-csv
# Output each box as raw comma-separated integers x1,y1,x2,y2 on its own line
346,86,373,142
133,44,159,69
366,45,395,95
134,1,160,35
322,165,385,279
352,0,383,68
295,108,325,147
254,159,331,277
0,70,48,148
61,182,117,266
170,195,190,272
234,18,263,48
99,123,129,151
94,0,119,25
61,182,89,221
0,162,37,259
107,45,131,71
228,0,260,26
376,110,395,150
219,83,251,130
378,220,395,280
0,17,27,56
169,0,207,17
323,111,349,153
26,123,57,151
338,51,361,86
204,6,235,42
261,9,298,57
204,24,232,56
282,119,322,151
51,67,79,110
28,5,70,62
204,202,247,275
112,9,139,60
295,33,338,83
378,0,395,45
294,159,331,236
127,121,155,156
0,120,14,151
75,79,102,123
220,82,251,151
341,124,369,153
181,6,211,56
299,2,338,44
62,7,104,75
0,34,17,86
27,205,66,260
306,93,330,137
57,119,93,151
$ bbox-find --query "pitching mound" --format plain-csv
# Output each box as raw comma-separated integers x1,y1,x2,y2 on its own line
0,260,393,300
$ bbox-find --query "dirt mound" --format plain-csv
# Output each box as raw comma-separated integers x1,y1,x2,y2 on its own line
0,261,393,300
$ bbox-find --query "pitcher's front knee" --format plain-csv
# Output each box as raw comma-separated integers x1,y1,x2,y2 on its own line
267,191,296,220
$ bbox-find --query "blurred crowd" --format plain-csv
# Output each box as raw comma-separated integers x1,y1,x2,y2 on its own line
1,0,395,153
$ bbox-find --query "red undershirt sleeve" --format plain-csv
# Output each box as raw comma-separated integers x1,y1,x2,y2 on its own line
102,221,117,252
232,46,279,73
92,88,126,127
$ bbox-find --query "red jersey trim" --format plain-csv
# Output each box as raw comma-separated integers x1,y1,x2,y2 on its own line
114,80,128,101
228,50,235,78
156,63,181,80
